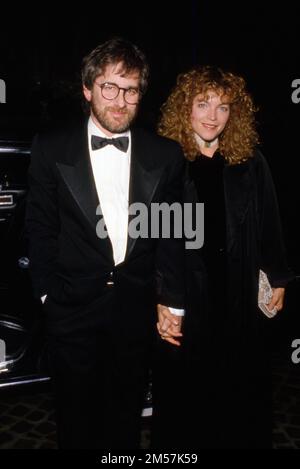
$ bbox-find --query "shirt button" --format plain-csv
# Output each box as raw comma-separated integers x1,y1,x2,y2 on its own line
106,271,114,287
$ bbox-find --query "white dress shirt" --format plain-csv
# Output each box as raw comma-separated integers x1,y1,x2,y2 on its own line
88,117,130,265
89,118,184,316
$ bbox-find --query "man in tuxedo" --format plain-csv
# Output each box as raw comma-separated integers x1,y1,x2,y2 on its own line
26,37,185,449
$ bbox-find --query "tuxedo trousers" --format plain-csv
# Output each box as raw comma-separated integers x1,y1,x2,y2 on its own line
45,286,155,449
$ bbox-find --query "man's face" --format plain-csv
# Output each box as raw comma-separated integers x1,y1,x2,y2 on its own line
83,62,141,136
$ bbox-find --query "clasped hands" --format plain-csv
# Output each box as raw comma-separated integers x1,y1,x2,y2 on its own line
156,289,285,347
156,304,183,346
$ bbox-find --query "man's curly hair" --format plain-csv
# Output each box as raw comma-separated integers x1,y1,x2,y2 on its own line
158,66,259,164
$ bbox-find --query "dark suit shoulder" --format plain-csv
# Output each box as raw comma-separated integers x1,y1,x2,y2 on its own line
33,118,86,146
132,127,185,169
134,127,182,149
31,118,88,168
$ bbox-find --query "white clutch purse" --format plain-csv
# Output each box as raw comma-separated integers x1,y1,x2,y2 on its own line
258,270,278,318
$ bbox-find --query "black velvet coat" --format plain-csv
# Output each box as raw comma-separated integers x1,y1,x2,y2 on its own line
182,148,293,448
184,148,292,339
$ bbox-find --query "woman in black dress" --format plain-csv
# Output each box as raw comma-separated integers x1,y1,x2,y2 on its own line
153,66,293,449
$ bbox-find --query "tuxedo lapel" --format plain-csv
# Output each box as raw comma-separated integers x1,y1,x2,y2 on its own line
125,129,164,260
56,124,113,261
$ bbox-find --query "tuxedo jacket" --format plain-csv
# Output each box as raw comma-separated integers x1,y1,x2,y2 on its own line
26,120,185,336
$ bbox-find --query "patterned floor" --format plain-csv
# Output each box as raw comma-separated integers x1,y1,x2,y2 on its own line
0,385,151,450
0,354,299,450
0,389,56,449
272,356,300,449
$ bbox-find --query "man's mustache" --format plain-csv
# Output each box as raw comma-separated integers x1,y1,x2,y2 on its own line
107,106,128,114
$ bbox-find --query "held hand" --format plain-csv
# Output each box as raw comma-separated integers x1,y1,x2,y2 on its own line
267,287,285,312
156,304,183,347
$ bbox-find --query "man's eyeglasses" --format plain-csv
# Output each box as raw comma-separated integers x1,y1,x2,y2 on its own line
95,82,141,105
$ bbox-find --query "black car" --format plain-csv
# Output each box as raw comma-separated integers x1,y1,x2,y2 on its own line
0,136,50,389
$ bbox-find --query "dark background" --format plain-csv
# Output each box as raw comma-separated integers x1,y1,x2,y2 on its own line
0,2,299,327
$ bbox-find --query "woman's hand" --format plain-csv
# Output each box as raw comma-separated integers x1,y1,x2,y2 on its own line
267,287,285,312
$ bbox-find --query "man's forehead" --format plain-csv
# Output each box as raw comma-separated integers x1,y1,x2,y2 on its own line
101,62,140,80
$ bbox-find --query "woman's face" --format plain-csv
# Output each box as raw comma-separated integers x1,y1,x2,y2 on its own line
191,91,230,142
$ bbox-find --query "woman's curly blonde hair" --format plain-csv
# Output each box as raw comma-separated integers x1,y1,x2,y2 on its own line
158,66,259,164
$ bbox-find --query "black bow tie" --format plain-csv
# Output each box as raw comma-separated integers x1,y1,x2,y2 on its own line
91,135,129,153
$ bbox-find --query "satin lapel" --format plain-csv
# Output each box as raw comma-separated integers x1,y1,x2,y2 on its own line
224,159,253,252
56,125,113,260
125,129,164,260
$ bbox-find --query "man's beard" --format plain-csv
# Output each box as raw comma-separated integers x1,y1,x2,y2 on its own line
91,101,137,134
